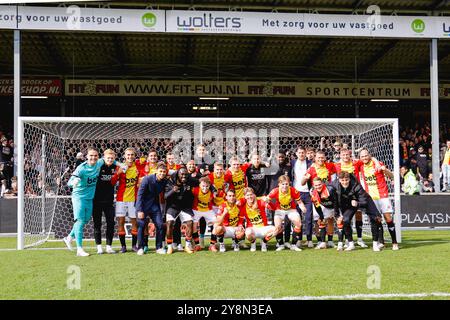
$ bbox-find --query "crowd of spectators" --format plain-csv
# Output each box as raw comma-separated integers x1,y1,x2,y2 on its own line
399,122,449,194
0,127,16,198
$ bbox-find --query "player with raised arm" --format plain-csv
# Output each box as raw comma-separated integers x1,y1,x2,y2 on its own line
212,189,245,252
135,162,168,255
240,187,278,252
92,149,118,254
111,147,140,253
266,175,306,252
164,166,195,254
63,148,110,256
310,177,340,250
358,148,399,250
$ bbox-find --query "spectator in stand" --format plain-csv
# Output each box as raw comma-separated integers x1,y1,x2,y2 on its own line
414,145,429,181
421,173,435,193
400,165,420,195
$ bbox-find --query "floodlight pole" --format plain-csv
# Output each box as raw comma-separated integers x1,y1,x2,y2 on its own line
430,39,441,192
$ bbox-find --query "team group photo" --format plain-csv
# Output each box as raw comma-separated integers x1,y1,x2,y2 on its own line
1,0,449,302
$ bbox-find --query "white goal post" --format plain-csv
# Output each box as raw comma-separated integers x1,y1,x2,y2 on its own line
17,117,401,249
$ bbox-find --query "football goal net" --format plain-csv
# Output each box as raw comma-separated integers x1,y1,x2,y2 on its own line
17,117,401,249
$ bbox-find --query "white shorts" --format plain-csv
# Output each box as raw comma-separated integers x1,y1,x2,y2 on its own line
166,211,193,223
313,205,334,220
115,201,136,218
246,225,275,238
193,210,216,224
224,226,239,238
274,209,300,222
212,206,219,214
374,198,393,214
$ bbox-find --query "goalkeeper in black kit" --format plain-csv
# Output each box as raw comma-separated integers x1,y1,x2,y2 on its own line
331,172,383,252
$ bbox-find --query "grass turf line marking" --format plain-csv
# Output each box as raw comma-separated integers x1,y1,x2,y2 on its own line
259,292,450,300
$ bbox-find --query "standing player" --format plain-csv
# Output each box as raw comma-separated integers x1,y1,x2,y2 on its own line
191,177,217,251
301,150,337,247
224,156,251,201
224,156,251,249
334,148,367,248
240,187,279,252
111,147,140,253
209,162,227,213
212,189,245,252
164,167,195,254
166,152,181,175
306,147,316,162
166,152,183,251
245,153,270,198
63,148,111,256
291,147,313,248
92,149,117,254
135,163,168,255
266,176,306,252
267,151,293,249
358,149,399,250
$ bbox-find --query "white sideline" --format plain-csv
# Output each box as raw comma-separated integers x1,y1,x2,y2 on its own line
261,292,450,300
1,239,450,251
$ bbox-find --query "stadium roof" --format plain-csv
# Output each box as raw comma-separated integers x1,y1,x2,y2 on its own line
0,0,449,83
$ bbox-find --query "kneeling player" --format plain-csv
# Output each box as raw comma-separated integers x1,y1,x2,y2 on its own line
266,176,306,252
240,187,279,252
213,189,245,252
331,172,384,252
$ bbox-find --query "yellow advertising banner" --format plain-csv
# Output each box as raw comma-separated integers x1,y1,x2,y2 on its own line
65,80,450,99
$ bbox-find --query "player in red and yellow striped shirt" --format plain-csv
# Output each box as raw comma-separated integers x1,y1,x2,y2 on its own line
266,175,306,252
111,147,140,253
224,156,251,201
358,148,398,250
301,150,336,186
212,189,245,252
191,177,217,251
239,187,277,252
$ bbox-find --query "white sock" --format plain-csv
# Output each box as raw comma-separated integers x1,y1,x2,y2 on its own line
106,245,112,250
77,247,84,252
67,235,73,241
358,238,363,242
97,245,102,251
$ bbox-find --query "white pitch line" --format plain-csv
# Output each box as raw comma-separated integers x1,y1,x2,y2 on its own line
260,292,450,300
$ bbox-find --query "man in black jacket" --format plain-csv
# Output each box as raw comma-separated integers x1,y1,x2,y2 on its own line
164,166,196,254
331,172,383,252
92,149,118,254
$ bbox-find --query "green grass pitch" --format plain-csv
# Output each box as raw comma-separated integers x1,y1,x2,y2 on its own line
0,230,449,300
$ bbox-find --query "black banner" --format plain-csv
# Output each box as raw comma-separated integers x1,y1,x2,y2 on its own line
400,195,450,227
